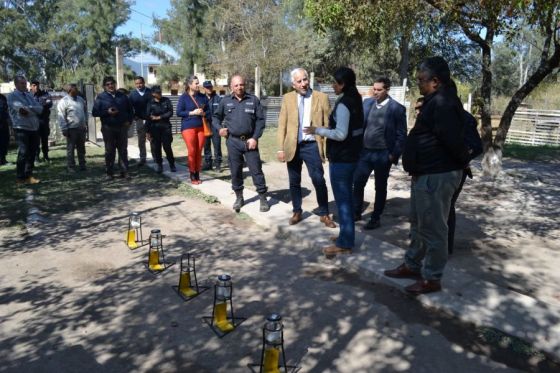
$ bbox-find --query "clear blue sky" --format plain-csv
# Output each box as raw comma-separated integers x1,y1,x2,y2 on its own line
116,0,176,61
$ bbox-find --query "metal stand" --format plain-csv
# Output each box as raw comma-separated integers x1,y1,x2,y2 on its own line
172,253,209,301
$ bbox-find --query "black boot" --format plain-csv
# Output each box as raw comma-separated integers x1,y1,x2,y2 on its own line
259,193,270,212
190,172,196,183
233,190,244,212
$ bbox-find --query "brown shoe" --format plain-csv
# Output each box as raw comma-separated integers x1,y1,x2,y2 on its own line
25,176,40,184
289,212,302,225
322,245,352,256
320,215,336,228
384,263,422,280
329,236,338,242
405,279,442,295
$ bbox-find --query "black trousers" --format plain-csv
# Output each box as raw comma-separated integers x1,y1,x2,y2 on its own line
226,136,267,194
36,120,50,159
66,127,87,168
0,125,9,161
14,129,39,179
447,169,468,254
203,124,222,165
149,124,175,166
101,125,128,175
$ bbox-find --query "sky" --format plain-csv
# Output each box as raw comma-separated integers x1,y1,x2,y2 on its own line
116,0,176,62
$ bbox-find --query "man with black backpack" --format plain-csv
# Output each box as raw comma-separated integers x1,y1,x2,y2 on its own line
384,57,471,295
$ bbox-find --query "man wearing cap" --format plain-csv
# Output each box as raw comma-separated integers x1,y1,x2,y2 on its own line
128,76,152,166
277,67,336,228
30,80,53,162
202,80,222,172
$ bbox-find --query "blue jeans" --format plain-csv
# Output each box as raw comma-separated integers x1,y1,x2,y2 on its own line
352,149,392,220
287,141,329,216
405,170,463,280
330,162,357,249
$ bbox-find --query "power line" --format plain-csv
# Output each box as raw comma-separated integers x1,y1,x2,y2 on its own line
131,7,153,20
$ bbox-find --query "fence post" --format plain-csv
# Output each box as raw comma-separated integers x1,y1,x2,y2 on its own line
255,66,261,98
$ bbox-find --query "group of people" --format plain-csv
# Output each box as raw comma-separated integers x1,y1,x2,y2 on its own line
276,58,478,295
3,55,476,295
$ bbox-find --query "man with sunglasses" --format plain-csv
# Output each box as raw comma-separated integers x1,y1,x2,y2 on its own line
92,76,134,180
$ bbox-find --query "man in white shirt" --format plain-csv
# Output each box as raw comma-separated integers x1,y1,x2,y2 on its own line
58,84,88,172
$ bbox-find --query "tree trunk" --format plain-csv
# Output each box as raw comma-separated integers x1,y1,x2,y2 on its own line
479,37,493,153
494,41,560,151
398,34,410,82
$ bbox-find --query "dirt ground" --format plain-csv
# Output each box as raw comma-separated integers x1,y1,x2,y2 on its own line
1,183,557,372
259,156,560,308
1,144,559,372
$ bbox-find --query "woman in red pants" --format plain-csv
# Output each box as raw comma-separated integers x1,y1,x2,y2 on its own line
177,75,209,184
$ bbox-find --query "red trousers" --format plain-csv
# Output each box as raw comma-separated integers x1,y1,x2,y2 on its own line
181,127,206,172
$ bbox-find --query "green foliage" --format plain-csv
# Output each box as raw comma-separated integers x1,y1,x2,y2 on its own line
502,143,560,162
0,0,160,88
155,0,329,95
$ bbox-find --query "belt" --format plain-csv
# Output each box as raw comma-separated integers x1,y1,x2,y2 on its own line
299,140,316,145
231,134,251,141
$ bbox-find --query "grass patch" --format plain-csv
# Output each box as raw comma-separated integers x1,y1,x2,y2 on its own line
477,327,545,360
503,143,560,162
169,126,279,165
0,143,220,228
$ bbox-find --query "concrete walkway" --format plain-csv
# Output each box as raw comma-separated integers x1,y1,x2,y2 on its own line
128,145,560,361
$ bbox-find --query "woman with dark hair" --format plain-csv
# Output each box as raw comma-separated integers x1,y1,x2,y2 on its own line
146,85,176,174
305,67,364,256
177,75,209,184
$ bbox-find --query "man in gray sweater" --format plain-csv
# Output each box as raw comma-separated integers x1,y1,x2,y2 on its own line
7,76,43,184
58,84,88,172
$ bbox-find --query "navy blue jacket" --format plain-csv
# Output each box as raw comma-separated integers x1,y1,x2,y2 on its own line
212,93,265,139
176,92,209,131
92,91,133,127
129,88,152,120
362,96,407,165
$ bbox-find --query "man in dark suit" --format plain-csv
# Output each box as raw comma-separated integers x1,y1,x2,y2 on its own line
353,77,407,229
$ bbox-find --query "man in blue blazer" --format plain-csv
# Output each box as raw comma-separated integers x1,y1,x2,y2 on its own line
353,77,407,229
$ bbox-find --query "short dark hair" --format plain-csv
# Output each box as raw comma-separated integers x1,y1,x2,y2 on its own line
374,77,391,90
151,85,162,94
102,76,116,86
418,56,451,85
14,75,26,84
65,83,78,93
30,80,40,86
134,76,145,82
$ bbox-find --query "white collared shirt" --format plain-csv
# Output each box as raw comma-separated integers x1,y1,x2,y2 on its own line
299,90,314,142
376,97,390,109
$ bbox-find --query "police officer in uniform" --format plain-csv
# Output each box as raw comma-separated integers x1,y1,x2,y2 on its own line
212,75,270,212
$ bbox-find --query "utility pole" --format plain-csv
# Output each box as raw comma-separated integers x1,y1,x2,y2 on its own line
115,47,124,88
